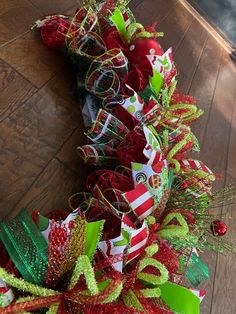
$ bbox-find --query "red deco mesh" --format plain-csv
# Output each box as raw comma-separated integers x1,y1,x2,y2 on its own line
86,170,133,213
66,302,140,314
112,104,139,130
117,128,148,167
94,249,125,272
46,215,86,289
86,197,122,239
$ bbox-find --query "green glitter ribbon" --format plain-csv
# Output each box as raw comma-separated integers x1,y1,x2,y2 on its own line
0,209,48,285
185,253,209,287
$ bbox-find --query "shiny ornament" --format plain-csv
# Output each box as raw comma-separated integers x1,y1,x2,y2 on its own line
126,38,163,71
210,220,227,237
41,16,70,49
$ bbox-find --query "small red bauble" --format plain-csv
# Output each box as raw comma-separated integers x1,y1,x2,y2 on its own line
41,17,70,49
125,38,163,71
210,220,227,237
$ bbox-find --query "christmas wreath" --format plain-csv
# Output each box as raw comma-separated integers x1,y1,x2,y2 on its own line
0,1,235,313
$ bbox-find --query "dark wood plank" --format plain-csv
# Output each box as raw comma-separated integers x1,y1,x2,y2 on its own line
0,59,37,121
211,74,236,313
129,0,144,10
132,0,178,26
0,30,65,87
56,128,88,177
227,104,236,181
0,68,82,218
29,0,79,15
185,38,223,314
0,0,40,46
189,36,223,144
198,55,236,314
210,175,236,314
174,18,209,93
158,0,194,52
0,120,55,219
9,158,84,219
201,56,235,178
5,67,81,150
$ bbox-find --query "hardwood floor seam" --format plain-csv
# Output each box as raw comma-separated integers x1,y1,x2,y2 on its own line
173,16,194,55
0,30,31,49
0,64,64,123
0,57,38,89
199,49,224,150
186,33,209,93
54,156,81,178
210,72,236,314
4,125,79,219
158,0,180,30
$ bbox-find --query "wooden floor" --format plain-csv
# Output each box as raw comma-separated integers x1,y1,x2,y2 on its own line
0,0,236,312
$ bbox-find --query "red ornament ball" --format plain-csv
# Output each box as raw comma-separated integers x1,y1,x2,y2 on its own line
210,220,227,237
40,16,70,49
126,38,163,71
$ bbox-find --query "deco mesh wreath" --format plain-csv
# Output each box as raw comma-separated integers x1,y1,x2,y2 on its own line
0,1,235,313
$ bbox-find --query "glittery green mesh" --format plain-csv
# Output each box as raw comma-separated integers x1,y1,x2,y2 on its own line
0,209,48,285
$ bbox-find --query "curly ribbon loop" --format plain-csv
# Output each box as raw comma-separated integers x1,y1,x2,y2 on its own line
86,109,129,143
77,141,118,167
85,49,129,97
123,243,169,312
66,7,99,48
158,212,189,239
137,259,168,287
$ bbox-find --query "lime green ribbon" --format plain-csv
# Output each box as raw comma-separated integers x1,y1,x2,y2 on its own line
160,281,200,314
85,220,105,260
110,8,163,43
158,212,189,239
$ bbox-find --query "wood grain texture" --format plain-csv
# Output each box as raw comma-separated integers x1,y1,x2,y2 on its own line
0,0,40,46
0,59,37,121
174,18,209,93
210,175,236,314
227,103,236,181
189,36,223,144
0,30,65,87
201,55,235,178
211,70,236,313
132,0,178,26
0,65,82,218
185,41,224,313
199,55,236,314
4,69,80,150
158,0,194,52
0,120,55,219
8,158,84,219
56,128,88,177
29,0,79,15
